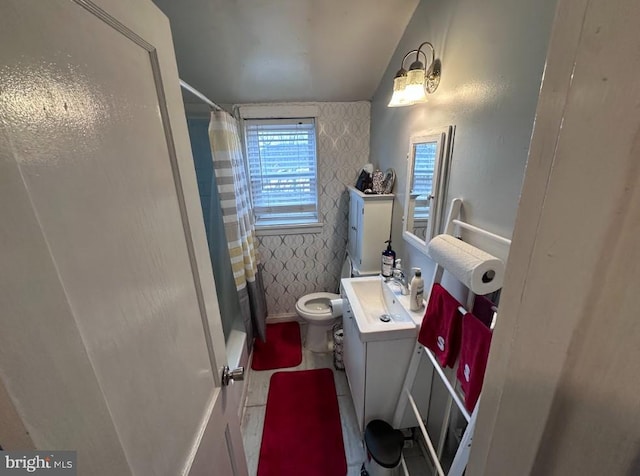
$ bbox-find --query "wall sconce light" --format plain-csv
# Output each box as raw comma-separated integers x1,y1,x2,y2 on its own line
388,41,441,107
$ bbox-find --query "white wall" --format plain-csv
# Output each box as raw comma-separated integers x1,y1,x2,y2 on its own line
369,0,557,277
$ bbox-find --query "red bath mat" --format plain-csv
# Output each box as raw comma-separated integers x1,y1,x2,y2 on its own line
251,322,302,370
257,369,347,476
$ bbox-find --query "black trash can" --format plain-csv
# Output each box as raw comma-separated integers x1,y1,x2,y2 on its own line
362,419,404,476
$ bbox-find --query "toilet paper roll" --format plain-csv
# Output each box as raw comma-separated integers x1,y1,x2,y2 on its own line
426,234,505,295
329,298,344,318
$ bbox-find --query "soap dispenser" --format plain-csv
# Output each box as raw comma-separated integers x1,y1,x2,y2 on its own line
381,240,395,278
409,268,424,311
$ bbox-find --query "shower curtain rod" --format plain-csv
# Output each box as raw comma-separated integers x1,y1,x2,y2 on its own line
179,79,223,111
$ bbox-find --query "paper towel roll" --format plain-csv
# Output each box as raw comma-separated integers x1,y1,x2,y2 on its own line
426,234,505,295
330,298,344,318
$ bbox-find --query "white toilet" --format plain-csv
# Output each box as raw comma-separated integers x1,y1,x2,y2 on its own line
295,256,356,352
295,292,341,352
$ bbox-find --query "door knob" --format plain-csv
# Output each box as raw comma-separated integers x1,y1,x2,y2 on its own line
222,365,245,386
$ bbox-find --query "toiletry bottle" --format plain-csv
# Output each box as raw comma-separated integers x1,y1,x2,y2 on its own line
381,240,395,278
409,268,424,311
392,259,403,279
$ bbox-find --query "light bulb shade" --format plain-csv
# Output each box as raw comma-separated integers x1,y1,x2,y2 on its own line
388,75,409,107
404,68,427,103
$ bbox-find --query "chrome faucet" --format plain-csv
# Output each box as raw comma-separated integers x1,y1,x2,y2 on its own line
387,269,410,295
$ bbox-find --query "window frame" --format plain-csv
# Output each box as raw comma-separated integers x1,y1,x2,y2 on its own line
239,106,323,235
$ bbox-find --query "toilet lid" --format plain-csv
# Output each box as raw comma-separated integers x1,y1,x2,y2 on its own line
341,254,353,280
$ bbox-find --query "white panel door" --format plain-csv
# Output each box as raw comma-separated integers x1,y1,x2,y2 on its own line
0,1,247,475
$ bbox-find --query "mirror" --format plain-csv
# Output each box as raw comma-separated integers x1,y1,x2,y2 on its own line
403,126,453,252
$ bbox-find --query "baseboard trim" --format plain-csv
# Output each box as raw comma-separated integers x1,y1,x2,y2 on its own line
266,313,301,324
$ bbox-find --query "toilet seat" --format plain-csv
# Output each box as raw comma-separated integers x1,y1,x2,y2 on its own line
295,292,340,322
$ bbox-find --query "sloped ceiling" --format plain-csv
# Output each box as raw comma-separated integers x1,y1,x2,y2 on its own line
152,0,419,104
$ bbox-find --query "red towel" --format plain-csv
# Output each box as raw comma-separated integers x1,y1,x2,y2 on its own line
456,313,493,411
418,284,463,368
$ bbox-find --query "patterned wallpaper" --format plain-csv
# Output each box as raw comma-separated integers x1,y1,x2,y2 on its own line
253,102,371,317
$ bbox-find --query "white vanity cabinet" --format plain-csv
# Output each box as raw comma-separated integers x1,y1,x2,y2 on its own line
342,300,367,428
347,186,394,276
341,291,416,433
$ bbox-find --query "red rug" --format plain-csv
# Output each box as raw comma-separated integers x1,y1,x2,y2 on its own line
251,322,302,371
257,369,347,476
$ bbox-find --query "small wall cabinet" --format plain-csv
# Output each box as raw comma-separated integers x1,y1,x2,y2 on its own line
347,186,394,276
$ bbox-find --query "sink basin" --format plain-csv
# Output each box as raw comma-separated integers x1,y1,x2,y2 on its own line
382,281,428,326
349,279,386,320
341,276,417,342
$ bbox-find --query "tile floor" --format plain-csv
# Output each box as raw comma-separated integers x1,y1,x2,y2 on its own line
240,324,431,476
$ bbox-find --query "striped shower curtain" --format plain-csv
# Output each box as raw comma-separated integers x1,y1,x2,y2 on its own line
209,110,267,346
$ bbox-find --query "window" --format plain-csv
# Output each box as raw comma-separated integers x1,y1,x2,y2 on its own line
244,118,319,230
412,142,438,219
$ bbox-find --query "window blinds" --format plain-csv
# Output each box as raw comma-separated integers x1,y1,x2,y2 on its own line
244,118,318,222
412,142,437,219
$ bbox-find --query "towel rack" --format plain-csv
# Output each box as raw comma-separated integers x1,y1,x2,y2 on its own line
393,198,511,476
